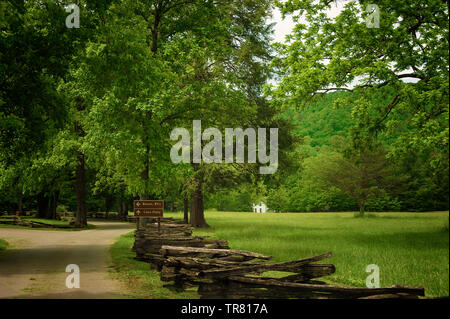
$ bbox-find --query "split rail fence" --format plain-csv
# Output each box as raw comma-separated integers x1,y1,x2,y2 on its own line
132,218,425,299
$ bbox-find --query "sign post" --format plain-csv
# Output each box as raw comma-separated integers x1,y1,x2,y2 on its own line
158,216,161,233
133,200,164,233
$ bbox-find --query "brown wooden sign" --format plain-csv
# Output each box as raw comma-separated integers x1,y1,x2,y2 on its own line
134,200,164,217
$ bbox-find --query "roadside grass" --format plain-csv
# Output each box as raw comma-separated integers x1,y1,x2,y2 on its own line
0,217,96,231
0,239,8,253
109,231,198,299
161,211,449,298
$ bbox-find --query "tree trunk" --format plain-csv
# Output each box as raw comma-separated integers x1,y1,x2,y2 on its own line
121,202,128,220
105,196,110,214
17,194,23,216
75,152,87,227
74,98,87,227
47,190,59,220
359,205,365,216
184,195,189,224
53,191,59,219
189,168,208,228
37,192,49,218
355,200,365,217
117,199,123,218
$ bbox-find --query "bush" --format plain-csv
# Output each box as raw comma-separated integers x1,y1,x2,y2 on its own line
366,191,401,212
266,186,290,212
56,205,68,213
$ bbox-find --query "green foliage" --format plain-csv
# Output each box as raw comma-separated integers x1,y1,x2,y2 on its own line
0,0,72,166
205,187,253,212
261,0,449,212
365,190,402,212
0,0,448,217
266,184,290,212
56,205,68,213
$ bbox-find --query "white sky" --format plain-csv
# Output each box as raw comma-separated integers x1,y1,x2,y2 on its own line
269,1,349,44
269,6,294,44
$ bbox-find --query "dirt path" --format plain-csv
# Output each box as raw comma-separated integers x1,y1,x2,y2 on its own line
0,221,135,299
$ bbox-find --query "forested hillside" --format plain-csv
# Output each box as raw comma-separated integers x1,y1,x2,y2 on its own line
207,90,449,213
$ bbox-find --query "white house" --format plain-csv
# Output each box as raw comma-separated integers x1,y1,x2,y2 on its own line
252,202,268,213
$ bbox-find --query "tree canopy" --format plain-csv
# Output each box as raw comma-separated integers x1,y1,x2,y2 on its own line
0,0,448,224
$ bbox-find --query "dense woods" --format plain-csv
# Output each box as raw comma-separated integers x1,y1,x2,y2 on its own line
0,0,448,226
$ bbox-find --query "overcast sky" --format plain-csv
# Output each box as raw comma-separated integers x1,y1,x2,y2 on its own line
269,2,349,44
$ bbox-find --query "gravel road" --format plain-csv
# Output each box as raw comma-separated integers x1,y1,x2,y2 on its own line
0,221,135,298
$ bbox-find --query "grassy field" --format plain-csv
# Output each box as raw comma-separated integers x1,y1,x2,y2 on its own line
110,211,448,298
160,211,448,298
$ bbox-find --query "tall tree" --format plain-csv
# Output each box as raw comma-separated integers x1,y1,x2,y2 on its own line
78,0,277,227
272,0,449,165
55,0,113,227
304,142,404,215
0,0,85,216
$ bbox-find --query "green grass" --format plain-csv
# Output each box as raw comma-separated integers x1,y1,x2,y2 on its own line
160,211,448,298
109,231,198,299
0,239,8,253
0,217,96,231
